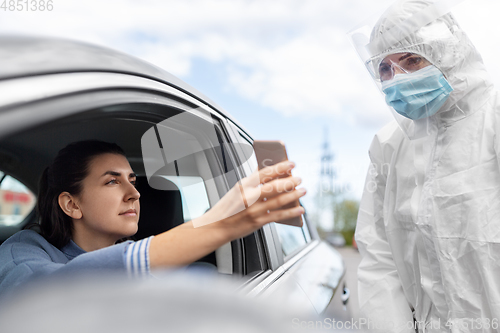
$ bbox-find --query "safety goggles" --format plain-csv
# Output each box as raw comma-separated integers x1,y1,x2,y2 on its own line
378,52,432,81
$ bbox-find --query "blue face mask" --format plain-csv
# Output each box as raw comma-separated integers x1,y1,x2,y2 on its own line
381,65,453,120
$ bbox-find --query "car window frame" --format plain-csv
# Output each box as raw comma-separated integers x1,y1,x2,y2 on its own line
0,73,245,272
217,120,270,277
226,121,318,271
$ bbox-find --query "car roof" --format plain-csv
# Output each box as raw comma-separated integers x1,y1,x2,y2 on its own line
0,35,236,122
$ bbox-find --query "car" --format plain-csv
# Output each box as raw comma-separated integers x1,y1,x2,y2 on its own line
325,232,347,248
0,35,352,321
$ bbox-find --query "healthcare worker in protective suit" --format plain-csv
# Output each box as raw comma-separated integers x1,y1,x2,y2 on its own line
350,0,500,332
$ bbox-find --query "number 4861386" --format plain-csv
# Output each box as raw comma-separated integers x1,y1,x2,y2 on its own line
1,0,54,11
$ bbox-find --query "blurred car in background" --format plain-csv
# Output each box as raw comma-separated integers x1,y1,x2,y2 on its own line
325,232,346,248
0,35,352,322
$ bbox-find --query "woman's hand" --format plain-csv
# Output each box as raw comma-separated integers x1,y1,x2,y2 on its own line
201,161,306,239
149,161,306,268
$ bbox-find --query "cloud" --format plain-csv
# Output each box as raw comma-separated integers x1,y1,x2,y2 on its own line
453,0,500,87
0,0,497,131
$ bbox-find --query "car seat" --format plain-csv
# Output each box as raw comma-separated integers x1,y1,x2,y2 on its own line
133,176,184,240
133,176,217,267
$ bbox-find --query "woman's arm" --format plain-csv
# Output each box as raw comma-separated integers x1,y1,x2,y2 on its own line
149,161,305,268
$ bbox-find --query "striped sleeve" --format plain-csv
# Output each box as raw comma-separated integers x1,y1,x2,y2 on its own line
124,236,154,278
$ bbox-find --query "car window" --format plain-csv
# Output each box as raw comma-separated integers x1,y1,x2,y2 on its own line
277,201,314,257
240,134,259,174
0,172,36,226
162,176,211,223
206,126,269,276
142,109,238,199
227,130,268,275
234,135,312,258
274,223,308,257
302,213,312,242
141,108,268,275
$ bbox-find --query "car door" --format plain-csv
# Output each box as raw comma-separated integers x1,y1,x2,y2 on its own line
0,71,272,279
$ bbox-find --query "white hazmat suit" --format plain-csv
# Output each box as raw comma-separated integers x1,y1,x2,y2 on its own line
353,0,500,332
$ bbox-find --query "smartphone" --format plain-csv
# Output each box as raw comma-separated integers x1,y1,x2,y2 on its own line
253,140,303,227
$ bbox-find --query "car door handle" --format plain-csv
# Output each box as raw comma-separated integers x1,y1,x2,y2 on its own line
341,287,350,305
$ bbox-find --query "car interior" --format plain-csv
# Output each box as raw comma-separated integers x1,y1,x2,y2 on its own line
0,102,239,271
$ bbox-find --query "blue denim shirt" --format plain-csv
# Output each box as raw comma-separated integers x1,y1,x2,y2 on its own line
0,230,131,298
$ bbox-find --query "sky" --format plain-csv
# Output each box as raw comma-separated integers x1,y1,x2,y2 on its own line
1,0,500,225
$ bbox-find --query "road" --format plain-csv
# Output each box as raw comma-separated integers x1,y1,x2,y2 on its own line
336,246,361,321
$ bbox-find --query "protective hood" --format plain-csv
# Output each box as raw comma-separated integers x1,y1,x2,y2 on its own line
349,0,494,138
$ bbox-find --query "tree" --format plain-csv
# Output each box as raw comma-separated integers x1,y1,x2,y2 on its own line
333,199,359,246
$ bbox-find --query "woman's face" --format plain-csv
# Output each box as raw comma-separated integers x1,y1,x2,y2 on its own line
74,153,140,244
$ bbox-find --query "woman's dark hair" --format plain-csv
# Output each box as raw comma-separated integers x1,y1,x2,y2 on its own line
37,140,126,249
